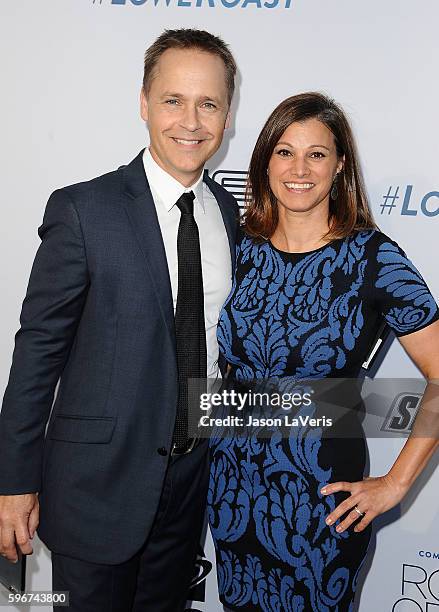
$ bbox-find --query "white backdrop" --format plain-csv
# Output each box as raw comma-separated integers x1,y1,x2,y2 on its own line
1,0,438,610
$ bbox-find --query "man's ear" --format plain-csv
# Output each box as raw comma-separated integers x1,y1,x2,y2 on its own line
140,88,148,122
225,111,231,130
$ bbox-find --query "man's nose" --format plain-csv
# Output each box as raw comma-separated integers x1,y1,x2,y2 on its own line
179,105,202,132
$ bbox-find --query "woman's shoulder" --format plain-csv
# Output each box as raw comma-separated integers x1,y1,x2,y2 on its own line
347,228,406,258
356,229,428,290
236,226,267,249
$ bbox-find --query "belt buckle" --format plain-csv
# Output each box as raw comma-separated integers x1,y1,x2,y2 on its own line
171,437,198,456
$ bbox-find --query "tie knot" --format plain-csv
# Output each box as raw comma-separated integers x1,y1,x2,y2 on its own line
175,191,195,215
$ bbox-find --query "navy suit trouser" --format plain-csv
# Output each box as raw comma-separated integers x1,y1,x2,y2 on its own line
51,439,209,612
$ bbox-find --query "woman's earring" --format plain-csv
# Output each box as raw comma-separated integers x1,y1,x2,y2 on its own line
330,173,339,201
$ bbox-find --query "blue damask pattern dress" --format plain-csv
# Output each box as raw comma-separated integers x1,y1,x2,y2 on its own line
208,229,439,612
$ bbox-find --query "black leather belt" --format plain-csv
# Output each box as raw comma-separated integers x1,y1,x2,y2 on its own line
171,437,200,456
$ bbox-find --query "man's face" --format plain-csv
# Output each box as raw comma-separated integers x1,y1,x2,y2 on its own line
141,48,231,187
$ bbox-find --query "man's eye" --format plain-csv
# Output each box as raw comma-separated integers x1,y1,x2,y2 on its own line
203,102,217,109
165,99,179,105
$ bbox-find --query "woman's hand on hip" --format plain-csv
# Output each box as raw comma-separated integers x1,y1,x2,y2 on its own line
320,474,409,533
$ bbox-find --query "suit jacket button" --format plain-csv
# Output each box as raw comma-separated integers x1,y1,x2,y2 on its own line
157,447,168,456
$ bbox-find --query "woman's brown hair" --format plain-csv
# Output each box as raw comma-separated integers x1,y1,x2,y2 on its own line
243,92,377,241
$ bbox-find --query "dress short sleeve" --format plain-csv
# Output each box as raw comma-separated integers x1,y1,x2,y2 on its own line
373,236,439,336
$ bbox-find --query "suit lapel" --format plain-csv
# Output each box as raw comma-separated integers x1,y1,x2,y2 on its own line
204,171,238,273
120,151,239,350
121,151,176,347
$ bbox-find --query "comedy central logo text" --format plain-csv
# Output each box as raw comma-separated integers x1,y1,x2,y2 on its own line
392,563,439,611
95,0,293,8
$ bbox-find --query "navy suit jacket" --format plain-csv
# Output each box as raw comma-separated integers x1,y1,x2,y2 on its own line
0,150,239,564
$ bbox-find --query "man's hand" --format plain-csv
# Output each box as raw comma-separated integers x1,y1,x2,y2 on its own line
0,494,39,562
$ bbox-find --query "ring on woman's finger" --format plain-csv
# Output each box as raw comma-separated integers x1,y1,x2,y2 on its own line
353,504,365,518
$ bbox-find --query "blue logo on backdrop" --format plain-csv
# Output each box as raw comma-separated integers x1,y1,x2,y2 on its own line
378,185,439,217
93,0,292,9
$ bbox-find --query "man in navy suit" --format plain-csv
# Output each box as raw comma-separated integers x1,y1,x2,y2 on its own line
0,29,238,611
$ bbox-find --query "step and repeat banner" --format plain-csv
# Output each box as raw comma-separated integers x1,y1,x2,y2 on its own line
1,1,438,610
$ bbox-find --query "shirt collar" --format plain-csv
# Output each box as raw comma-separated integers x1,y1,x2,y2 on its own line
142,148,205,213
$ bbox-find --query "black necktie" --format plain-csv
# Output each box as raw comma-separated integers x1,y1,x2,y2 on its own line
173,191,207,449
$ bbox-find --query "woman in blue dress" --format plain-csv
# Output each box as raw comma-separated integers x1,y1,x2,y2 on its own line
207,92,439,611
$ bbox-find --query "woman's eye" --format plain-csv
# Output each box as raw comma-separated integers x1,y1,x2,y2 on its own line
310,151,325,159
276,149,292,157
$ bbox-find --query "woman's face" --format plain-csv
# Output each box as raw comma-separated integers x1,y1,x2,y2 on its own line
268,118,343,216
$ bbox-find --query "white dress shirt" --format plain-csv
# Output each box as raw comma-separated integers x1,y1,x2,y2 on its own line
142,148,232,378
